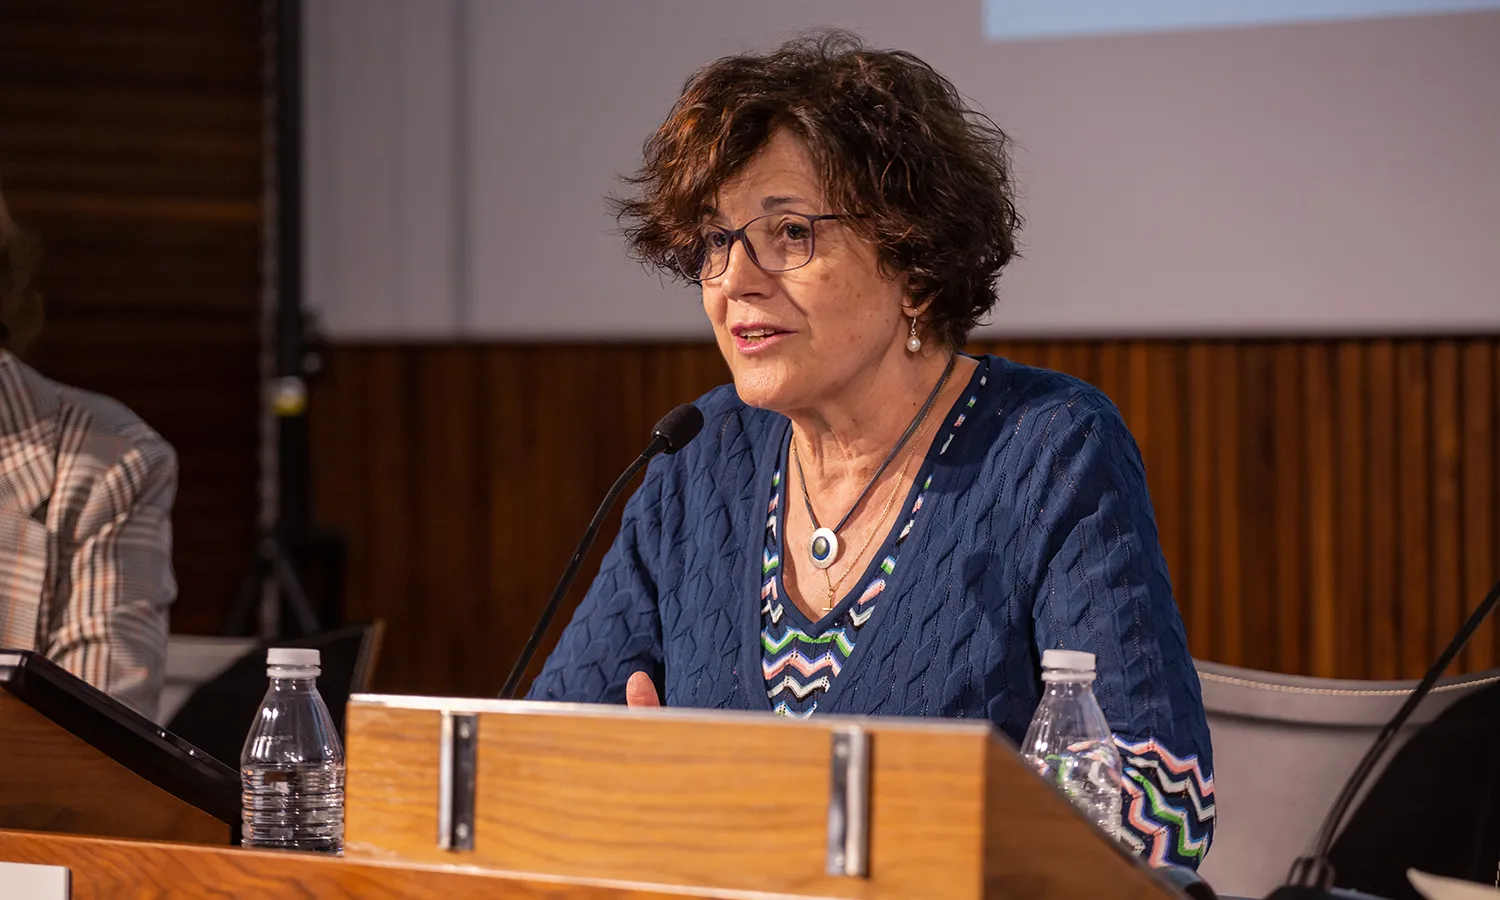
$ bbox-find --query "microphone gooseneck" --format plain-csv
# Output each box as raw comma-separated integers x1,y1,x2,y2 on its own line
1265,576,1500,898
498,403,704,699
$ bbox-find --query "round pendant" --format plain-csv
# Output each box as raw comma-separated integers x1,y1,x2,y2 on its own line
809,527,840,570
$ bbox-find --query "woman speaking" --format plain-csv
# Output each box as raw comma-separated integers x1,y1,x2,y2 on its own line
528,32,1213,868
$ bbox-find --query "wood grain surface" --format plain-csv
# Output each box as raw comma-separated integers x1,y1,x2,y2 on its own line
0,828,849,899
0,693,227,843
344,698,1176,900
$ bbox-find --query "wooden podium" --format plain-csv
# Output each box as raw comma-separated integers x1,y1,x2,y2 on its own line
342,694,1180,900
0,650,237,844
0,654,1182,898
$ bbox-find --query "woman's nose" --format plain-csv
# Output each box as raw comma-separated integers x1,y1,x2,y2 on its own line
717,237,773,300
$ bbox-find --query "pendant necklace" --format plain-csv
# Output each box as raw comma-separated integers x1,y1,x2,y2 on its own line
791,355,956,571
816,436,922,611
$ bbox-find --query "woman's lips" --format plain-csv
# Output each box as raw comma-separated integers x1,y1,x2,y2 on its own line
731,326,794,354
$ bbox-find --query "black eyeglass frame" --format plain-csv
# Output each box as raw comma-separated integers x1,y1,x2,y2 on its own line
675,213,866,284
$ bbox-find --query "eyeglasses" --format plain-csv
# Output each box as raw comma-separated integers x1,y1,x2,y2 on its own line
673,213,860,283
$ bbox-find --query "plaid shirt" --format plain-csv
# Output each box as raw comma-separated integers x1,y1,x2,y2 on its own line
0,350,177,719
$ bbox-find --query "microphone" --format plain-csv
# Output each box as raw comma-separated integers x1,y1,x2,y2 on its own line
498,402,704,699
1264,576,1500,899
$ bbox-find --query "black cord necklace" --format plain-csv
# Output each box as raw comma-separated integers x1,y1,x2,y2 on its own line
791,355,957,570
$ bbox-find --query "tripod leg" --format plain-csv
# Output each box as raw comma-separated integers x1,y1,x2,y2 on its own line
272,552,322,636
224,545,273,636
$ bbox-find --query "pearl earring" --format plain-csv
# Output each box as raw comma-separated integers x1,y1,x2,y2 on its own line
906,316,922,353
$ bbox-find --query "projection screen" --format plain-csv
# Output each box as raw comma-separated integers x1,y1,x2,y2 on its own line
305,0,1500,339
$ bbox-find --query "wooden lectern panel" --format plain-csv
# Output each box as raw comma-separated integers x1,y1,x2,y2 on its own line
0,829,840,899
0,693,227,843
982,740,1172,900
344,697,1178,900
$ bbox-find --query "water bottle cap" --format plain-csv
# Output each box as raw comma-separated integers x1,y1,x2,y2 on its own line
1041,649,1096,672
267,647,320,668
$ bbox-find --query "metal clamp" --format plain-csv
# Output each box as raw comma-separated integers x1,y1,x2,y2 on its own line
826,726,871,877
437,711,478,851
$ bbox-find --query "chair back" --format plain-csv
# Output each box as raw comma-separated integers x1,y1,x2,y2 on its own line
159,634,259,725
165,621,384,769
1193,659,1500,899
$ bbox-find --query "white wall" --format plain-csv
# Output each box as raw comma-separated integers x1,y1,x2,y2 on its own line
305,0,466,338
306,1,1500,340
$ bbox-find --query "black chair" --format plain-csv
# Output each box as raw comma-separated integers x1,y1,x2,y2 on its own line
165,621,384,770
1329,676,1500,900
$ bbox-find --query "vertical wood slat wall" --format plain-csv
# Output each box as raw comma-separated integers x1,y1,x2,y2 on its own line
310,339,1500,699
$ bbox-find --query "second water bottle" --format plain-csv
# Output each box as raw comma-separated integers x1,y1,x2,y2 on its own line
1020,649,1125,839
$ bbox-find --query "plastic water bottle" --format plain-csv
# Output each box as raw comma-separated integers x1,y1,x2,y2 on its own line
1020,649,1125,840
240,648,346,853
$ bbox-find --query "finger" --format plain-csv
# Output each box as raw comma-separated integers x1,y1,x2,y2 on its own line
625,671,661,708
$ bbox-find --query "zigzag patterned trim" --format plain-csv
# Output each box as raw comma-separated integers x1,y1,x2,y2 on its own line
767,674,831,700
856,578,885,606
761,626,855,657
762,648,845,679
1112,736,1215,869
772,700,817,718
762,598,784,624
1116,738,1215,798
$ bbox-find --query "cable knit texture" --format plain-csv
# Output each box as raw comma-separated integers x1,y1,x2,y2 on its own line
529,355,1213,859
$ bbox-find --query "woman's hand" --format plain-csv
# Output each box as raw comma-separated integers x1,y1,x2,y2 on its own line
626,671,661,708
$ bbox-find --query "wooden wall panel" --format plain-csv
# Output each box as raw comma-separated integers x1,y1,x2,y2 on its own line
1397,344,1433,677
1335,343,1368,678
1270,345,1305,673
1462,343,1497,671
1366,341,1401,679
0,1,263,635
310,338,1500,698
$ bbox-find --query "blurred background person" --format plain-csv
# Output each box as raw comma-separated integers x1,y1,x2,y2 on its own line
0,180,178,719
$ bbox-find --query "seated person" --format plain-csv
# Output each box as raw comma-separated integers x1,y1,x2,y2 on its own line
527,33,1215,868
0,182,178,719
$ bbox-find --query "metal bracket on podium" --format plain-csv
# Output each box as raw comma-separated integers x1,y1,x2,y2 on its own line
438,711,477,851
825,726,871,877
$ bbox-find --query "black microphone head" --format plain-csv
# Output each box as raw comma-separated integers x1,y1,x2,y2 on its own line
651,403,704,455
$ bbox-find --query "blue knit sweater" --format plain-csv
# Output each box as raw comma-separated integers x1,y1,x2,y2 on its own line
529,355,1215,866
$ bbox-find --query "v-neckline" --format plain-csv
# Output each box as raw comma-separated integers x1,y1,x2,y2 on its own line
771,427,915,636
742,356,992,714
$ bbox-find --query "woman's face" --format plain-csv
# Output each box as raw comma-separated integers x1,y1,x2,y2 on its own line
700,130,910,414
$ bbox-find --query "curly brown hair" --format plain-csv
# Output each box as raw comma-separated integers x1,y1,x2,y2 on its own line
0,183,43,354
615,30,1021,349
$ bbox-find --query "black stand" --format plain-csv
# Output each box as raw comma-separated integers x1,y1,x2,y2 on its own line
225,0,345,639
226,530,331,639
